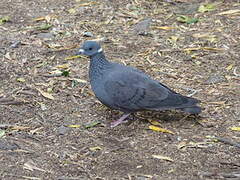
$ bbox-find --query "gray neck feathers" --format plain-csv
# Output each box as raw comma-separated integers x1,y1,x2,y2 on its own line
89,52,110,83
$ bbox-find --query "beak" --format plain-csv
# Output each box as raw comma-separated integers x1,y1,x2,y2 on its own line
75,48,84,55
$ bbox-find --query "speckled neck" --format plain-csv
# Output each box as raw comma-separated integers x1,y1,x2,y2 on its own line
89,52,110,83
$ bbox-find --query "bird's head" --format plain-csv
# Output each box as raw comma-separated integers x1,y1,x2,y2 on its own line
76,41,103,57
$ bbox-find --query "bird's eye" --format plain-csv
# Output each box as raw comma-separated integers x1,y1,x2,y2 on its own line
89,47,92,50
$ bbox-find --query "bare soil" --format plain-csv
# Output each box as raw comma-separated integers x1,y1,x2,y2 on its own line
0,0,240,179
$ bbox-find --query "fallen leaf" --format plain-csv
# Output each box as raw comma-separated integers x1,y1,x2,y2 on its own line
10,126,30,130
68,8,76,14
195,61,202,65
202,47,224,51
34,15,56,22
36,23,52,30
0,130,5,138
65,55,83,60
177,141,187,149
56,64,70,69
36,88,54,100
48,70,62,77
148,120,162,126
208,101,226,105
149,125,174,134
193,33,217,43
230,127,240,131
34,17,46,21
30,127,44,134
70,78,87,84
77,2,98,7
168,35,179,43
218,9,240,15
198,3,216,13
84,121,101,129
20,176,41,180
152,155,174,162
89,146,102,151
4,52,12,60
17,77,26,82
61,70,70,77
67,124,81,128
226,64,234,71
154,26,175,30
184,47,224,52
0,16,10,25
176,15,198,24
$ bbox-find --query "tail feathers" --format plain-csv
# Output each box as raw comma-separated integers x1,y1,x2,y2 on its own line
146,94,201,114
180,96,201,114
181,106,201,114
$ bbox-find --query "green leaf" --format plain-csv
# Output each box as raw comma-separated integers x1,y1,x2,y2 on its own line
36,23,52,30
177,15,198,24
0,16,10,25
84,121,101,129
198,3,216,13
0,130,5,138
61,70,70,77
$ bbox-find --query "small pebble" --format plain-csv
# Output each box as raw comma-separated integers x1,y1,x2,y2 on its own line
58,125,69,135
10,40,21,48
83,32,93,37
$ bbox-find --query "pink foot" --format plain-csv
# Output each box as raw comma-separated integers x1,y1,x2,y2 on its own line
110,113,131,128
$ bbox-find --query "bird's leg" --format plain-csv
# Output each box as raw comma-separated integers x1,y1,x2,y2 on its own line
110,113,131,128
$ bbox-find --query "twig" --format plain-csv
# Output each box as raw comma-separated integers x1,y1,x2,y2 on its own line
0,100,27,105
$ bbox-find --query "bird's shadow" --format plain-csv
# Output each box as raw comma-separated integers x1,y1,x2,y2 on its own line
103,109,201,127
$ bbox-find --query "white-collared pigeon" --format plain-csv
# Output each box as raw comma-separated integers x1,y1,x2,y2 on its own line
77,41,201,127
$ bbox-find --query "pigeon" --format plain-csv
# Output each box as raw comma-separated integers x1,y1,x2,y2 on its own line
76,41,201,127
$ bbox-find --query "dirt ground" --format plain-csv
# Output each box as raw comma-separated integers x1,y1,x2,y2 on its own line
0,0,240,179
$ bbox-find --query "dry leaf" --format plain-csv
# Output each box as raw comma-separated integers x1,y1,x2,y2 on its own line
230,127,240,131
36,88,54,100
184,47,224,52
34,15,56,22
198,3,216,13
11,126,30,130
148,119,162,126
154,26,175,30
20,176,41,180
65,55,84,60
70,78,87,83
0,130,5,138
4,52,12,60
152,155,174,162
193,33,217,43
17,77,26,82
56,64,70,69
67,124,81,128
77,2,98,7
226,64,234,71
177,141,187,149
218,9,240,15
89,146,102,151
68,8,76,14
30,127,44,134
149,125,174,134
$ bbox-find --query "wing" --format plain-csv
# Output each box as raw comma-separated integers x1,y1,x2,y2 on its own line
104,70,171,112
